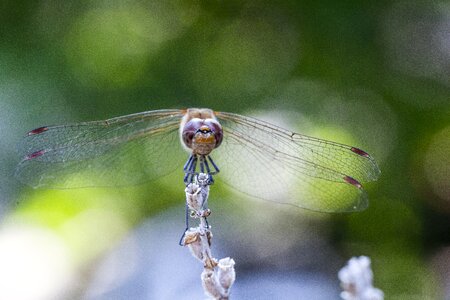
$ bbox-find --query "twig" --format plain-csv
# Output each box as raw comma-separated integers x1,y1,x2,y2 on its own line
181,173,236,300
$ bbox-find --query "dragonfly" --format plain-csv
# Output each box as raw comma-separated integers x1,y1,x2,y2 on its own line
16,108,380,212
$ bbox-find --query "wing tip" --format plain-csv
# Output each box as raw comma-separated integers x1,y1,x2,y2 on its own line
369,160,382,181
342,175,369,212
350,147,382,182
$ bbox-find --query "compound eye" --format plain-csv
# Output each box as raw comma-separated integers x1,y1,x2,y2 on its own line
204,119,223,148
182,131,195,147
182,118,203,148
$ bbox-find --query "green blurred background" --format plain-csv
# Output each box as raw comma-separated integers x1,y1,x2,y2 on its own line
0,0,449,299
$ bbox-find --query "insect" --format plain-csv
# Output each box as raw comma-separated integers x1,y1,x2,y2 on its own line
16,108,380,212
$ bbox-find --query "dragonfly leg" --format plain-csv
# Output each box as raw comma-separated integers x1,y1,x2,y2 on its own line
183,154,194,172
203,158,215,184
183,154,194,183
183,154,195,184
204,155,220,183
184,154,219,184
184,155,198,184
207,155,220,174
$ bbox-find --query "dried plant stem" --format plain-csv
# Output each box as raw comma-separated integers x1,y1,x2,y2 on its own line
182,174,235,300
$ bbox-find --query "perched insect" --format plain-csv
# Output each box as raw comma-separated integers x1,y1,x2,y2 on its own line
16,108,380,212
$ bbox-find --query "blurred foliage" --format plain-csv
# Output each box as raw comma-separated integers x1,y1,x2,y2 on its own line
0,0,449,299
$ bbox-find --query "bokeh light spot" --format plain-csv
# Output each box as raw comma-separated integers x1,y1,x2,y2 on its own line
0,225,75,300
64,1,200,88
382,1,450,108
65,7,159,88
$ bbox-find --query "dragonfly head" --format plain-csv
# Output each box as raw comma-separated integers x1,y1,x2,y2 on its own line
182,118,223,155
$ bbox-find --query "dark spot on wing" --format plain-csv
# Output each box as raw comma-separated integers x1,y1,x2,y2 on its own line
350,147,370,157
343,175,363,189
28,126,49,136
26,149,46,160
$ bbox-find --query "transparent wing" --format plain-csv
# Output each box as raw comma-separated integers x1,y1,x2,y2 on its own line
214,111,381,212
16,109,188,188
